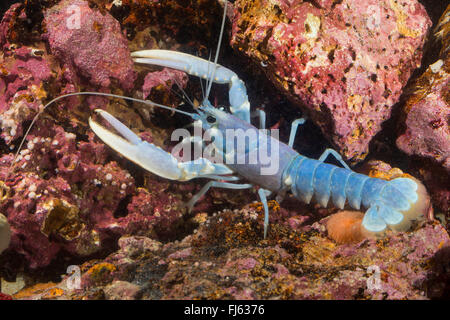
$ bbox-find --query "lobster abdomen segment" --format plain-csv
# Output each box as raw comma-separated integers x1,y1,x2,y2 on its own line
285,156,426,232
287,156,377,210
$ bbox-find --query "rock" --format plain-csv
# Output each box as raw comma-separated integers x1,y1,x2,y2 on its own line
0,1,188,269
142,68,188,104
0,119,188,268
104,280,140,300
0,5,58,143
230,0,432,162
396,5,449,216
16,209,449,300
43,0,136,90
396,56,449,169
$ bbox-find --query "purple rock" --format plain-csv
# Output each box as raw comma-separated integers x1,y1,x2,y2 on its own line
230,0,432,162
43,0,136,90
397,60,449,171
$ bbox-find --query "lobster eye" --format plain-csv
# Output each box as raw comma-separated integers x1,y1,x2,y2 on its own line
206,115,216,124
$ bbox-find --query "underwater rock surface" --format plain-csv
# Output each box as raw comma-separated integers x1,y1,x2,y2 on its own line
230,0,432,163
43,0,137,90
396,60,449,170
0,1,190,269
0,0,448,299
396,5,450,216
9,209,450,300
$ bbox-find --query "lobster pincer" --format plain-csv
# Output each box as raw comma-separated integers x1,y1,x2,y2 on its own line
88,109,234,182
131,50,251,123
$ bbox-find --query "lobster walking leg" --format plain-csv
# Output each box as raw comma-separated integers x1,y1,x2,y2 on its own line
186,181,253,212
288,118,307,147
287,117,350,170
318,149,351,170
258,188,272,238
251,110,266,130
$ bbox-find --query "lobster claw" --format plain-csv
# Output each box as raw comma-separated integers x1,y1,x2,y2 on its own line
89,109,183,180
89,109,234,182
131,50,250,123
131,50,236,83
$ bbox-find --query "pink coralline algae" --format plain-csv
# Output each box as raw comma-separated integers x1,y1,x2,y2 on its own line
0,122,133,268
0,119,187,268
396,69,449,170
0,1,188,269
230,0,432,162
396,62,449,214
0,5,57,143
396,3,450,171
142,68,188,101
43,0,136,90
0,0,448,300
396,5,450,215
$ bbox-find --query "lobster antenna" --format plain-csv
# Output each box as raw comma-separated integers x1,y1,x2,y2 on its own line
199,52,211,102
205,2,227,102
203,51,212,103
172,77,196,109
9,91,195,175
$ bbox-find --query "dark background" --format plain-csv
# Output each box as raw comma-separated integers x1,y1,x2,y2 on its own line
1,0,22,18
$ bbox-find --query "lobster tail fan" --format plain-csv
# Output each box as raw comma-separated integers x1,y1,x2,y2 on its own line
387,177,432,231
362,201,404,233
362,203,387,233
362,177,431,233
